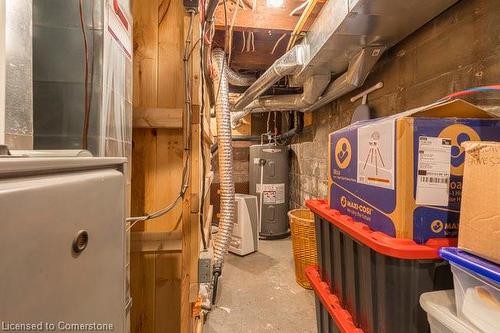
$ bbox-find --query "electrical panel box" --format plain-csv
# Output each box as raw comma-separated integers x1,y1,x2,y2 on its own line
198,249,213,283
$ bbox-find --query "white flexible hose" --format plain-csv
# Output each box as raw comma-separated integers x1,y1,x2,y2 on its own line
212,49,236,270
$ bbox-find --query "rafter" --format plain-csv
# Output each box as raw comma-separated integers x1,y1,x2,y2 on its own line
214,0,323,32
214,30,289,70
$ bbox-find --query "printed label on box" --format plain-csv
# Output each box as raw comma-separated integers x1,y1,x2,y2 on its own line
256,183,285,204
416,136,451,206
357,120,395,189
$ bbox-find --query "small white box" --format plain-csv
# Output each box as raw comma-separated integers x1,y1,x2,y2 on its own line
229,194,259,256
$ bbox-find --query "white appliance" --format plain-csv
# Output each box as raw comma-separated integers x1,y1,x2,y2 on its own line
229,194,259,256
0,156,129,332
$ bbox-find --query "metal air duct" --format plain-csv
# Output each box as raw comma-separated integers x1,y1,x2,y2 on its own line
234,45,306,110
305,46,385,112
231,0,458,115
231,74,330,126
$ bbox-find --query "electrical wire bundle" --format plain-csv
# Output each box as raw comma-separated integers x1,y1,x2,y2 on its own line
437,85,500,102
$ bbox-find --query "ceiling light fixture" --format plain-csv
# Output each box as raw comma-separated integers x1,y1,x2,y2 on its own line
266,0,284,8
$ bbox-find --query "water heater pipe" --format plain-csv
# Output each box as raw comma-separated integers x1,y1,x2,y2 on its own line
258,159,265,243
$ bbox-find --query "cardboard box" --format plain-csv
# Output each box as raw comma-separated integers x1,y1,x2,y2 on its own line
328,100,500,243
458,141,500,264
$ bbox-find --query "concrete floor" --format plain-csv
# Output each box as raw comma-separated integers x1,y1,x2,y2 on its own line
206,238,317,333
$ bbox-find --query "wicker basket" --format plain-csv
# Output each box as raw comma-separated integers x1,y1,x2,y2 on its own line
288,209,317,289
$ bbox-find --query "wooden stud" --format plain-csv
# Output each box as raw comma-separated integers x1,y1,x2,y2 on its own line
286,0,320,51
132,0,213,331
130,252,156,333
155,253,182,332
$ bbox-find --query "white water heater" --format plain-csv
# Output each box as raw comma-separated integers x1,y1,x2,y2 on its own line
229,194,259,256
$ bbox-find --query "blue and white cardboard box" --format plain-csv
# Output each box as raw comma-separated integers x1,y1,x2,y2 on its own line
328,100,500,243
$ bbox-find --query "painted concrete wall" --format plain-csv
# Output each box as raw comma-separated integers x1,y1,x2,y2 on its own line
290,0,500,208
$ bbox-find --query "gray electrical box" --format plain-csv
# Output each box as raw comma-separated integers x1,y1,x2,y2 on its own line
249,144,289,239
0,156,129,332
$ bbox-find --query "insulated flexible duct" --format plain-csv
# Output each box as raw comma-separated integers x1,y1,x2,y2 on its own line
211,49,236,271
226,67,256,87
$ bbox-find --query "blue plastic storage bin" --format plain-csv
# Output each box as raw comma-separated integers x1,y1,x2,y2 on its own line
439,247,500,332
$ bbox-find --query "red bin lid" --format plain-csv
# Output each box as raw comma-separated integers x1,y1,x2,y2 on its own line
305,266,363,333
305,200,456,260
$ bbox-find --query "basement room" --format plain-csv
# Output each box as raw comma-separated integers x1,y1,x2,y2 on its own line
0,0,499,332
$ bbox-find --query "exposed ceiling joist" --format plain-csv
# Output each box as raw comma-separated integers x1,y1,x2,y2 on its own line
214,30,289,70
214,0,323,32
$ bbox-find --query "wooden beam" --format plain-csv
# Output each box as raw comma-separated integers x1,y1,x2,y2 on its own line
286,0,320,50
213,30,288,70
133,107,183,128
132,0,158,111
214,0,322,32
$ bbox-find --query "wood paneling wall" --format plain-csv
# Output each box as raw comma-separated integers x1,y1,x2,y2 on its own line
132,0,185,232
131,0,213,333
130,232,182,333
131,1,212,332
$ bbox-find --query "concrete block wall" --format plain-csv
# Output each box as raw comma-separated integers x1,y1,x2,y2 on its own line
290,0,500,208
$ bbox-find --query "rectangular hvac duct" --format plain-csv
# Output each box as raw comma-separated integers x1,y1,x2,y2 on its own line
293,0,459,83
233,0,458,117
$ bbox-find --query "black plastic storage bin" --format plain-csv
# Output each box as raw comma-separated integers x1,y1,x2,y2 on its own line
306,266,361,333
306,200,455,333
315,299,340,333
